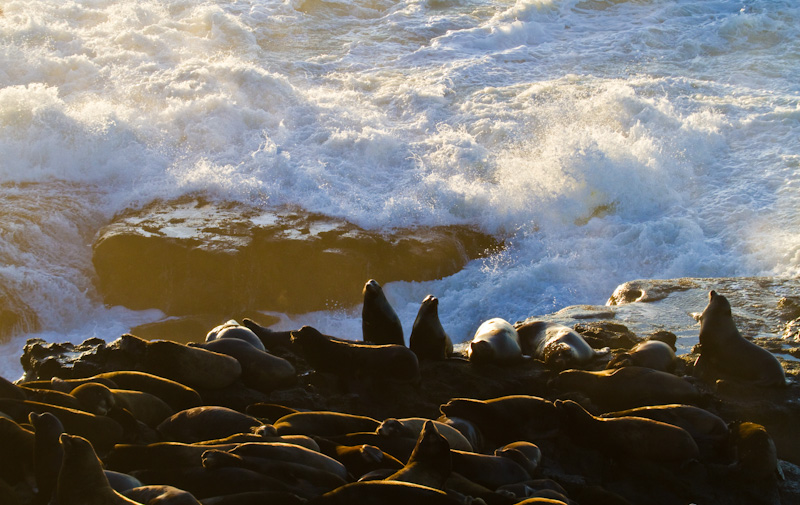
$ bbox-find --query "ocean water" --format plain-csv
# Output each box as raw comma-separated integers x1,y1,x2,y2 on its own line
1,0,798,380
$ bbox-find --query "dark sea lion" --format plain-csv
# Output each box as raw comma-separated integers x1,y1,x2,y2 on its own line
552,366,702,411
607,339,677,372
105,442,237,473
378,417,473,452
29,412,64,505
385,420,452,490
193,338,296,393
224,442,349,480
437,415,484,453
245,402,299,422
326,432,418,463
199,490,305,505
555,400,699,463
57,433,142,505
116,334,242,390
242,318,295,350
290,326,420,385
123,485,201,505
93,371,202,412
106,470,144,493
439,395,558,446
409,295,453,361
516,321,608,370
111,388,175,428
494,441,542,478
130,466,298,500
157,406,263,443
726,421,779,480
450,449,531,490
313,437,404,479
274,410,380,437
599,404,728,448
18,385,83,410
468,318,524,364
0,375,26,400
206,320,266,351
362,279,404,346
308,480,462,505
0,416,35,488
70,382,118,415
694,290,786,387
193,431,321,451
19,376,118,393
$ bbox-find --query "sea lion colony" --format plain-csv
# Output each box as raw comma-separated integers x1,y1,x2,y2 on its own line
1,283,797,505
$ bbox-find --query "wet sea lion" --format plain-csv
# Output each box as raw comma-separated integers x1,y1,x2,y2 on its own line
409,295,453,361
157,406,263,443
439,395,558,446
468,318,524,364
378,417,473,452
206,320,266,351
274,411,380,438
555,400,699,463
362,279,404,346
57,433,142,505
607,339,676,372
385,421,451,490
552,366,702,411
694,290,786,387
290,326,420,386
194,338,296,393
516,321,608,370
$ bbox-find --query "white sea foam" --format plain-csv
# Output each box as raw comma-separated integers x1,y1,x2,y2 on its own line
1,0,799,379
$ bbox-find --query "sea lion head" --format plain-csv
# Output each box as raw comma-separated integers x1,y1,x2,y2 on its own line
70,382,117,416
409,420,451,466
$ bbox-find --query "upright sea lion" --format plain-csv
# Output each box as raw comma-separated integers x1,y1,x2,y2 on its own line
0,417,35,488
552,366,702,411
157,407,263,443
694,290,786,387
409,295,453,361
607,339,677,373
516,321,607,370
385,421,452,490
30,412,64,505
468,318,524,364
361,279,404,346
206,320,266,351
290,326,420,386
57,433,142,505
555,400,699,463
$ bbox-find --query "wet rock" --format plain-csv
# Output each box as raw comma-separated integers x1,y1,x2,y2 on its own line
92,197,501,316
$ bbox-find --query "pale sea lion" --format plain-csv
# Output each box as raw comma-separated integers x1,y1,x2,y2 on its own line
206,320,266,351
290,326,420,386
694,290,786,387
468,318,524,364
409,295,453,361
607,339,676,372
385,420,451,490
157,406,263,443
516,321,608,370
362,279,404,346
57,433,142,505
555,400,699,463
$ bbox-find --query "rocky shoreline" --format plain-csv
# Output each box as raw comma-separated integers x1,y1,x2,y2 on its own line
2,276,799,504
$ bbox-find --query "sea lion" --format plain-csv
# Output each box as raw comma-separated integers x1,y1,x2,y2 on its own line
436,416,484,453
468,318,524,364
129,466,299,500
193,338,296,393
57,433,142,505
206,320,266,351
70,382,118,415
93,371,202,412
157,406,263,443
494,441,542,478
516,321,608,370
439,395,558,446
200,490,306,505
0,416,35,488
555,400,699,463
599,404,728,449
274,411,380,438
409,295,453,361
123,485,201,505
726,421,779,481
607,339,677,372
290,326,420,386
30,412,64,505
385,420,452,490
694,290,786,387
105,442,238,473
377,417,473,452
308,480,462,505
362,279,404,346
325,432,418,463
312,438,404,479
245,403,299,422
115,334,242,390
242,318,295,350
552,366,702,411
450,449,531,490
223,442,349,480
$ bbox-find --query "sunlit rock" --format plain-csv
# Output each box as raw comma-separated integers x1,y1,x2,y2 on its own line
92,197,501,316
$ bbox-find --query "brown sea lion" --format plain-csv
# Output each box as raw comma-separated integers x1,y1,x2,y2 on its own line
599,404,728,448
409,295,453,361
385,420,452,490
105,442,237,473
123,485,201,505
88,371,202,412
377,417,473,452
726,421,779,480
206,320,266,351
312,437,404,479
224,442,349,480
694,290,786,387
494,441,542,478
516,321,608,370
468,318,524,364
157,406,263,443
362,279,404,346
439,395,558,446
193,338,296,393
552,366,702,411
308,480,462,505
555,400,699,463
290,326,420,386
607,339,677,372
450,449,531,490
29,412,64,505
274,411,380,438
57,434,142,505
